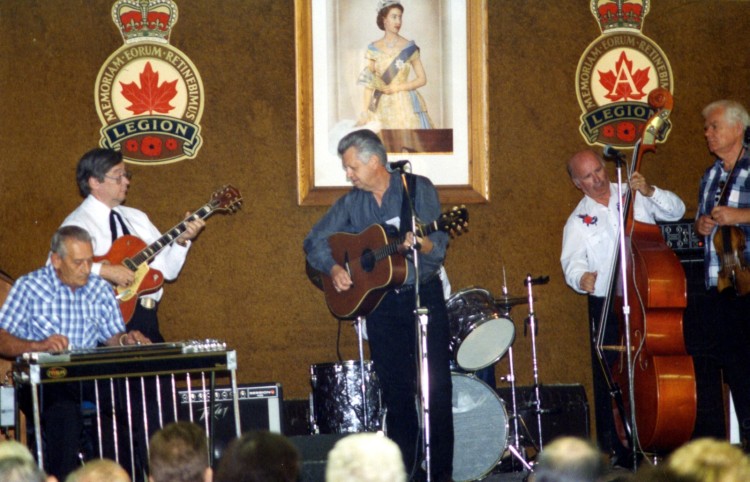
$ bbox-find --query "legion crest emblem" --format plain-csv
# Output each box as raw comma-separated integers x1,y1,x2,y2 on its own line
576,0,673,148
95,0,205,165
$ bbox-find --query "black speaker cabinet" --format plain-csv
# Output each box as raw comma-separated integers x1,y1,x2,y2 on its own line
178,383,283,461
496,384,589,445
289,434,347,482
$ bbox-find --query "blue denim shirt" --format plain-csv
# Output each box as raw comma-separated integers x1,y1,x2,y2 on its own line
304,172,447,285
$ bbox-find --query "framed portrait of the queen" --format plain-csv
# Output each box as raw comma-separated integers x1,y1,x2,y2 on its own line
295,0,489,206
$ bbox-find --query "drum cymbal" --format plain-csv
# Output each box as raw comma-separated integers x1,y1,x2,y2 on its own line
493,295,530,307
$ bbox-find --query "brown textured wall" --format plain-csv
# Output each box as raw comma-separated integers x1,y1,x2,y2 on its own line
1,1,749,434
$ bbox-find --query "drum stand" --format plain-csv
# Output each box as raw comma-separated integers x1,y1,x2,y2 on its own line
502,345,534,472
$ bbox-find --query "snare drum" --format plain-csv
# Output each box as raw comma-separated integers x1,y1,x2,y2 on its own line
452,372,509,482
447,287,516,371
309,361,383,434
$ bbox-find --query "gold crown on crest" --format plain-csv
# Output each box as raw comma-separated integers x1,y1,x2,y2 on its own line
591,0,649,32
111,0,178,44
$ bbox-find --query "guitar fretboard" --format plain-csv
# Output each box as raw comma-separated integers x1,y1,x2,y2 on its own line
123,202,216,271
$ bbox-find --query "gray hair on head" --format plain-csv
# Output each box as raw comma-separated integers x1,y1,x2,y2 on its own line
0,457,47,482
337,129,387,167
703,100,750,128
50,225,92,258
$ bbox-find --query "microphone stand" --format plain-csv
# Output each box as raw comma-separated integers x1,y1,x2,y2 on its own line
524,274,549,453
611,152,639,469
396,167,432,481
354,316,370,431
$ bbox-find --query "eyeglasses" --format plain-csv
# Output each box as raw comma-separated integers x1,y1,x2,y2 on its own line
103,171,133,184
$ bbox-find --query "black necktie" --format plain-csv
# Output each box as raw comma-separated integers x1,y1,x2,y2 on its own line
109,210,131,243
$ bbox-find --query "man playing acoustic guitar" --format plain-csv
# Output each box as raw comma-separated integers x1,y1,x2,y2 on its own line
304,129,454,482
58,147,205,343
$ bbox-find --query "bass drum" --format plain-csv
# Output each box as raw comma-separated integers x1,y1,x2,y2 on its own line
448,287,516,372
309,360,383,434
452,372,509,482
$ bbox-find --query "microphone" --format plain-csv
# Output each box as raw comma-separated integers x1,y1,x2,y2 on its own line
602,145,625,161
386,160,410,172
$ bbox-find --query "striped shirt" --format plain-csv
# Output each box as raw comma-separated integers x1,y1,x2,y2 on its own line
0,265,124,350
697,156,750,288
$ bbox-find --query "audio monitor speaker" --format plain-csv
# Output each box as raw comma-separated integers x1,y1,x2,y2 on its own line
178,383,283,460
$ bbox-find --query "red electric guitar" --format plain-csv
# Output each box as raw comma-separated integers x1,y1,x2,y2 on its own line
95,185,242,323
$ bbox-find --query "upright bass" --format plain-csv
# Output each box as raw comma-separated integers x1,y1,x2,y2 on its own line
597,88,696,456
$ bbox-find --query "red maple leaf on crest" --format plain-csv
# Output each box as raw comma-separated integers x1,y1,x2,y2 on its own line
120,62,178,115
598,51,649,102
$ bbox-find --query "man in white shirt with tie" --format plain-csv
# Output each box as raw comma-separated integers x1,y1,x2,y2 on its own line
59,147,205,342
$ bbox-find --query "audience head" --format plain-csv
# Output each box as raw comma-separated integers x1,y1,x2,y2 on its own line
325,432,406,482
0,440,35,462
663,437,750,482
64,459,129,482
214,431,299,482
149,421,211,482
0,456,49,482
531,436,605,482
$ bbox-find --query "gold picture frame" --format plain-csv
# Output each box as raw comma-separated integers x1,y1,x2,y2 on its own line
295,0,488,206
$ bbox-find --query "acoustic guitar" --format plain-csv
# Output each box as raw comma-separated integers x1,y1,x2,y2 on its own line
310,206,468,319
95,185,242,323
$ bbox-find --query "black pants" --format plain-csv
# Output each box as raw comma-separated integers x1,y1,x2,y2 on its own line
123,303,173,481
22,381,122,481
126,302,164,343
699,288,750,443
587,296,628,459
366,277,454,482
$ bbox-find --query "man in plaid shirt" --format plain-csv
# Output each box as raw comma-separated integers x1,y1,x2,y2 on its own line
0,225,150,480
695,99,750,448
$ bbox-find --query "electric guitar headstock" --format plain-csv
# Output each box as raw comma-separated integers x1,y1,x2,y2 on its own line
209,185,243,213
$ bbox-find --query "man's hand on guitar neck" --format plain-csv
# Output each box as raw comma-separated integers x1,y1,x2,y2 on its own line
175,212,206,246
397,231,433,255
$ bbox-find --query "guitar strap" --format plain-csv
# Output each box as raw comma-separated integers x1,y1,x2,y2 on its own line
399,173,418,236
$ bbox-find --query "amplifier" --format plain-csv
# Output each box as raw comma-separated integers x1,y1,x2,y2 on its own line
178,383,283,459
658,219,704,261
496,383,589,443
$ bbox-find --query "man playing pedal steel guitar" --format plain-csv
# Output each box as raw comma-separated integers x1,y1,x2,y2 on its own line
695,100,750,449
0,226,150,480
303,129,453,482
58,147,205,343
